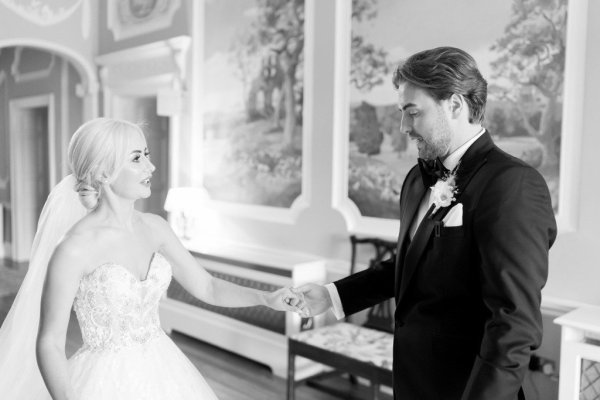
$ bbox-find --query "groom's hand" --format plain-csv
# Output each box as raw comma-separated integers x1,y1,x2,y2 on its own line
266,287,308,314
295,283,332,317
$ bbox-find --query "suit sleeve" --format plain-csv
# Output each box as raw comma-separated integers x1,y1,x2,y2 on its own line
333,257,396,316
332,167,419,316
462,166,557,400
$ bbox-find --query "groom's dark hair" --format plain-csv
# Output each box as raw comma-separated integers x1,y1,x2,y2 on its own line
392,46,487,124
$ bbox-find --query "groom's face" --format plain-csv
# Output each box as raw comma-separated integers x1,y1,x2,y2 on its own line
397,83,453,160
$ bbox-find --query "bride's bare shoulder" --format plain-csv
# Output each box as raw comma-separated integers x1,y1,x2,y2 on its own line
62,216,104,247
50,216,109,273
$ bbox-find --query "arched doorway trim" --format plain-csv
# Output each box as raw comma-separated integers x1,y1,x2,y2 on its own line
0,37,98,117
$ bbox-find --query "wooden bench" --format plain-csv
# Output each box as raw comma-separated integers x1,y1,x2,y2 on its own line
288,322,393,399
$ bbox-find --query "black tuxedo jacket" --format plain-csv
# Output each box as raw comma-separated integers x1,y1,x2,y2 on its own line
335,132,557,400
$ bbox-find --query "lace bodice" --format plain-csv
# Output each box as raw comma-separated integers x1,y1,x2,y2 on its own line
73,252,172,352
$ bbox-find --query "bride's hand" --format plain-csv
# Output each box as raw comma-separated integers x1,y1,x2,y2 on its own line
266,287,309,316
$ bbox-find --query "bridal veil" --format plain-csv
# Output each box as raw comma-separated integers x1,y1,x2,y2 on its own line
0,174,86,398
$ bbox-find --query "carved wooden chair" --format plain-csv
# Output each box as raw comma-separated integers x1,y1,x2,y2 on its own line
287,235,396,400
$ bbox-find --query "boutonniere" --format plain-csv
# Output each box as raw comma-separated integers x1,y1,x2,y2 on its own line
430,166,459,215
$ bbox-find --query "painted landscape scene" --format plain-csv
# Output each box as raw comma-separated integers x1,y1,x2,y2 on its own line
349,0,566,219
202,0,304,208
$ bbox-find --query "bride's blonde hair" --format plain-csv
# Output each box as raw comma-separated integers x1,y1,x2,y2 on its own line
68,118,145,210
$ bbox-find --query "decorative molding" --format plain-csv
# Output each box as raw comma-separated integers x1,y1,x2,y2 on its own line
81,0,91,39
542,295,593,318
107,0,181,41
168,38,187,91
0,38,99,121
554,0,589,233
330,0,400,239
0,0,82,26
9,94,56,261
202,196,311,226
97,37,191,192
0,39,96,92
11,47,56,83
96,36,190,95
96,36,190,121
189,0,203,187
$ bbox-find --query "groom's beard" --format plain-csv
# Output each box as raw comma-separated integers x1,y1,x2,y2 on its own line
417,108,452,160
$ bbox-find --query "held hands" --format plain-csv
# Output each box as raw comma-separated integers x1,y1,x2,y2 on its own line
278,283,332,318
267,283,333,318
266,287,310,317
293,283,332,317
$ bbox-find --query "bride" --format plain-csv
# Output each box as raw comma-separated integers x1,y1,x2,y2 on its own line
0,117,305,399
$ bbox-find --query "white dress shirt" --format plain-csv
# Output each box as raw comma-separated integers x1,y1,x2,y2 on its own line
325,129,486,320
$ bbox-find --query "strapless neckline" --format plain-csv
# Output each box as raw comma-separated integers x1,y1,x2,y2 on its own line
84,251,162,284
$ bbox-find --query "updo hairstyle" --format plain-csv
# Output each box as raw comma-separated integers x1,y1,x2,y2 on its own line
67,118,145,210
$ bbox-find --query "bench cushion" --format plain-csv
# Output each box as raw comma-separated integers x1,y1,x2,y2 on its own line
292,322,393,370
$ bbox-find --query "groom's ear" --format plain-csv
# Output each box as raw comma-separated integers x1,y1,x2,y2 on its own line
446,93,465,120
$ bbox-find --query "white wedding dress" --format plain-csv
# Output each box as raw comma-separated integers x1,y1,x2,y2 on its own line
63,252,218,399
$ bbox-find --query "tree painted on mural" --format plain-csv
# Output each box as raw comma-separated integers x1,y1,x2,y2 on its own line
489,0,567,171
231,0,390,150
350,0,389,92
230,0,304,146
347,0,403,219
203,1,305,207
349,0,391,157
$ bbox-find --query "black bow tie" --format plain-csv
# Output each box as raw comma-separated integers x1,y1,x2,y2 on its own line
418,157,450,188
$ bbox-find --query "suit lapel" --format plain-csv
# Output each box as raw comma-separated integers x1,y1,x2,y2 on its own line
394,170,427,296
395,131,495,304
397,171,427,253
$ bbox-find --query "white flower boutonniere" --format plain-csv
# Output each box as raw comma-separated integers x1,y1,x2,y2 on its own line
430,169,459,215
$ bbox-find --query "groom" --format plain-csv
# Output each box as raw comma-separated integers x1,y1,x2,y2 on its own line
297,47,557,399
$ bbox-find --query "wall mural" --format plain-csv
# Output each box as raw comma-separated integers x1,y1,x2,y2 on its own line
0,0,82,26
348,0,566,219
201,0,304,208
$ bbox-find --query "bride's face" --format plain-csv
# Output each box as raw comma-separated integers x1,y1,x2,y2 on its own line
110,134,155,201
